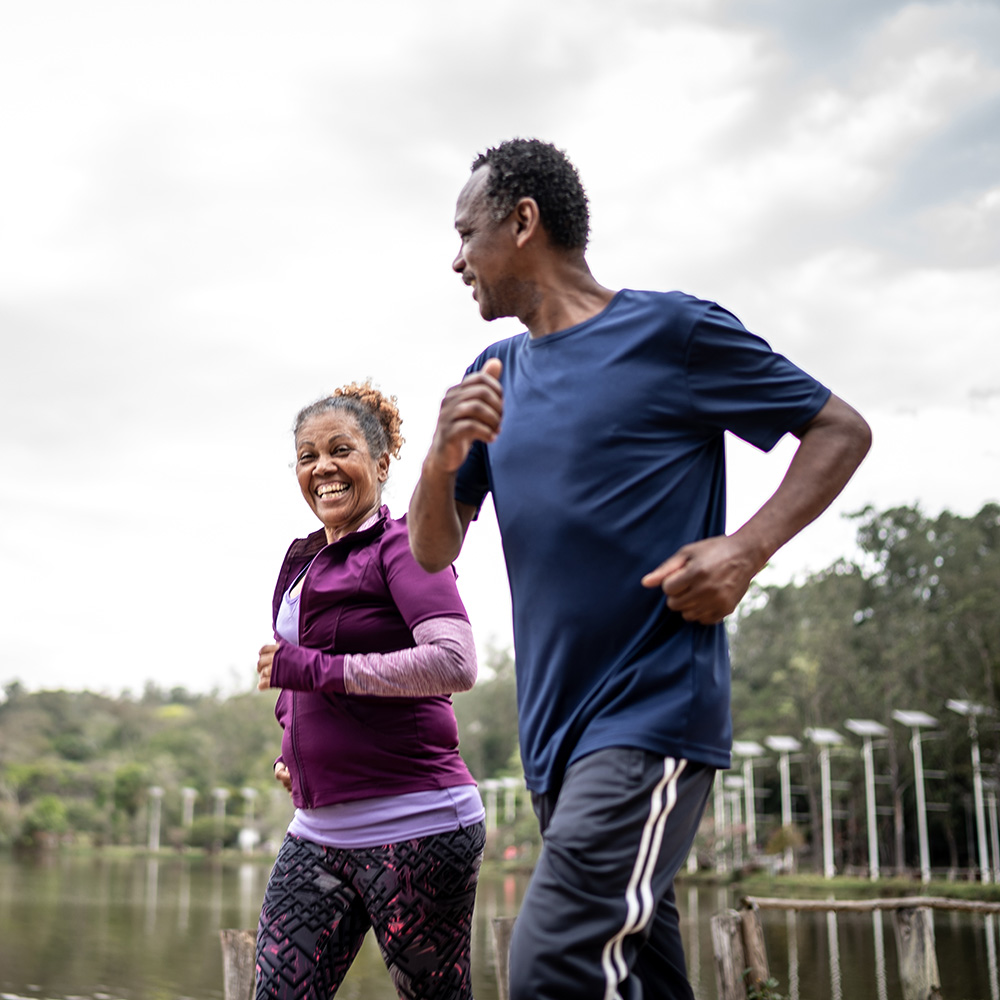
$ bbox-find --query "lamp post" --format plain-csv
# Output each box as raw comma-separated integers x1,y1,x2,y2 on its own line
986,780,1000,883
732,740,765,858
724,775,745,869
481,779,499,831
501,777,520,824
714,771,728,873
947,699,991,883
181,786,198,828
845,719,889,881
892,710,938,884
806,728,844,879
147,786,164,852
765,735,802,871
241,786,258,826
212,787,230,849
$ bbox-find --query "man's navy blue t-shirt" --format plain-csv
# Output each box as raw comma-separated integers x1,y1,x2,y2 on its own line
454,289,830,794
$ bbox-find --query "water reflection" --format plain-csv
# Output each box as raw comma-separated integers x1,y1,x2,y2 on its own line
786,909,799,1000
178,861,190,933
685,886,700,997
988,914,999,1000
872,909,888,1000
826,909,842,1000
1,854,999,1000
145,859,158,934
239,862,257,929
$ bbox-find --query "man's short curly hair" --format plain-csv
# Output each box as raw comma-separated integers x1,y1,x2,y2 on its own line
471,138,590,250
293,380,404,463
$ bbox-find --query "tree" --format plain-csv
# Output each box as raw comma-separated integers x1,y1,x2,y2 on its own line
730,502,1000,876
453,643,520,780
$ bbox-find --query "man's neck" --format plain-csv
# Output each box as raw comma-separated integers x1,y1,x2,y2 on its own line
518,261,616,339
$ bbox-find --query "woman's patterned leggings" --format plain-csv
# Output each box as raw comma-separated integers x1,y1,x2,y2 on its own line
255,823,486,1000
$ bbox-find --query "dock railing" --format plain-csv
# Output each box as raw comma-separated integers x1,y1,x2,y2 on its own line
223,896,1000,1000
712,895,1000,1000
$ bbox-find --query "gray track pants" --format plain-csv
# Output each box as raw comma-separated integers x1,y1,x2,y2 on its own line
509,748,714,1000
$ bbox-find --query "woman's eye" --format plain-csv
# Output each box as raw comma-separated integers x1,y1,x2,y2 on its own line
297,453,314,464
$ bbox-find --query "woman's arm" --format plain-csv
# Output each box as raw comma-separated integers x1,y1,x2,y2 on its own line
257,615,477,696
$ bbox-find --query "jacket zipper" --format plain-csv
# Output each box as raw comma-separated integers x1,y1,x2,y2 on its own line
289,691,311,807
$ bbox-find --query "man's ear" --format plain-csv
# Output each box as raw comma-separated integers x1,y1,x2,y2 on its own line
512,196,541,248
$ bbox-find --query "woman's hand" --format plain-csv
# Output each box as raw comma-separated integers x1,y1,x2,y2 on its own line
273,760,292,793
257,644,279,690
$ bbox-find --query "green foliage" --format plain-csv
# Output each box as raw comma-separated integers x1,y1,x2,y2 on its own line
186,814,242,850
744,971,787,1000
763,825,804,856
453,643,520,781
1,504,994,871
20,795,69,844
731,502,1000,875
113,763,149,817
0,680,276,848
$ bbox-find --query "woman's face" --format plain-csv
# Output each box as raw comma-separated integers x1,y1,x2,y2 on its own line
294,410,389,543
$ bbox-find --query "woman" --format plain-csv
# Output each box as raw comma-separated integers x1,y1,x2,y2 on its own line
255,381,485,1000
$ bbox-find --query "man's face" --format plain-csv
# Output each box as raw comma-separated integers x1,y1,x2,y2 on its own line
452,166,521,322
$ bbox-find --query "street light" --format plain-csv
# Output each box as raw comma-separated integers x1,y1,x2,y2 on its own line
212,787,230,849
724,775,745,869
765,735,802,870
947,699,992,884
732,740,765,857
147,786,164,852
806,728,844,879
845,719,889,880
713,771,728,873
181,786,198,828
892,710,938,884
987,781,1000,882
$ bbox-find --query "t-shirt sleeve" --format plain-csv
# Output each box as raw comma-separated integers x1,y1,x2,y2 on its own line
452,350,496,516
685,303,831,452
381,520,470,630
454,440,491,515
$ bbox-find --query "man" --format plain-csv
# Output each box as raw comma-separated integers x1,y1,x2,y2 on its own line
408,138,871,999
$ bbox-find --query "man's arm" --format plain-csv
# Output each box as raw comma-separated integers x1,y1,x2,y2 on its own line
409,358,504,572
642,393,872,624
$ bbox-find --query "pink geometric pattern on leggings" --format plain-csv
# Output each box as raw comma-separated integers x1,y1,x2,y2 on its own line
255,823,485,1000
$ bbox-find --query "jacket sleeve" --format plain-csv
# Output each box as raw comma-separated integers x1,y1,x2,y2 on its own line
269,615,475,696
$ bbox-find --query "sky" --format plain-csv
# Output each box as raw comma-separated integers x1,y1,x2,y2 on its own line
2,0,998,697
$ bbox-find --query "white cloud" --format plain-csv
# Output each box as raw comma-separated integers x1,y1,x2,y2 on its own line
1,0,998,693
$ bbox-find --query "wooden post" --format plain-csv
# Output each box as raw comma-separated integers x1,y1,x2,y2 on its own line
739,902,770,991
220,929,257,1000
491,916,516,1000
711,909,747,1000
892,907,942,1000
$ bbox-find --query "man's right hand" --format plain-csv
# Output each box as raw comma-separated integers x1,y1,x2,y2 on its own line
427,358,504,474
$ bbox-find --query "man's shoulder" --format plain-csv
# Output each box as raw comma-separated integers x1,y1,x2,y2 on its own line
465,331,526,374
620,287,717,317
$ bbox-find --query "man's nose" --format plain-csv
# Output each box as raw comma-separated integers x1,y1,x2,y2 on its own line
452,248,465,273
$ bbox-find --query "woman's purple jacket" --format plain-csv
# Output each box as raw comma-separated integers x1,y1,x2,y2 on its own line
269,506,476,809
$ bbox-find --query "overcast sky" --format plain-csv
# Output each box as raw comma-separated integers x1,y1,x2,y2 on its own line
2,0,998,697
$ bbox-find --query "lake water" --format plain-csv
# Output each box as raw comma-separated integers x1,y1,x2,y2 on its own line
0,853,997,999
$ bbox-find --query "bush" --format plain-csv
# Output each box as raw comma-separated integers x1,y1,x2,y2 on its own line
19,795,69,846
186,814,242,850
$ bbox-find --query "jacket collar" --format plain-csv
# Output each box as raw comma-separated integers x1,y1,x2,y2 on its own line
286,504,391,562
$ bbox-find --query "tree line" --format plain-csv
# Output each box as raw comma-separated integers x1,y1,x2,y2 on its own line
1,502,996,876
729,502,999,876
0,652,521,852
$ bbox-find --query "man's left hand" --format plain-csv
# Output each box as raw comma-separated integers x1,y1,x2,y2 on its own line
641,535,760,625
